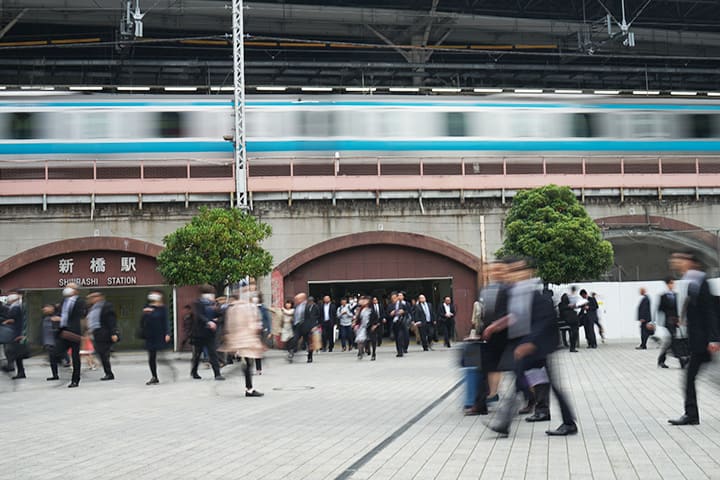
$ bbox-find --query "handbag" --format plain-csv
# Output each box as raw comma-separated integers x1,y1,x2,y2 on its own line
310,325,322,352
0,324,14,344
59,329,82,343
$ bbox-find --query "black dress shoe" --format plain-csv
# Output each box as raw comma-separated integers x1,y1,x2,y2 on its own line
46,376,60,381
100,375,115,381
569,349,578,352
396,353,403,357
546,423,578,436
214,375,226,381
245,390,264,397
464,407,488,416
526,412,551,422
146,377,159,385
635,345,647,350
658,363,669,369
518,402,536,415
11,374,26,380
668,415,699,426
68,382,79,388
489,424,509,436
307,358,313,363
371,355,376,361
191,373,202,379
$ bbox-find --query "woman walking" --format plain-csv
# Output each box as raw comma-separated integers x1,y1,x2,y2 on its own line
142,290,172,385
281,300,295,359
354,296,371,360
221,292,264,397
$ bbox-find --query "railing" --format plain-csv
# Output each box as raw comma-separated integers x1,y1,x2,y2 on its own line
2,155,720,200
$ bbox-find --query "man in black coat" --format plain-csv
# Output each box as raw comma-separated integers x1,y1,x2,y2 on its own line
579,289,598,349
290,293,320,363
52,283,86,388
319,295,337,352
636,288,652,349
412,294,435,351
371,297,385,346
87,292,119,381
485,259,577,436
437,296,457,347
3,291,26,379
390,292,411,357
190,285,224,381
668,252,720,426
657,277,684,368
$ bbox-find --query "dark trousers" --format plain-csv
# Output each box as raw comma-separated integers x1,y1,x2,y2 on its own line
93,340,114,377
441,318,455,347
255,358,262,372
419,322,433,350
6,343,26,377
339,325,353,348
394,322,409,355
44,345,58,377
292,328,314,360
321,322,334,351
242,358,254,389
658,323,681,365
377,323,384,345
583,315,597,348
367,329,378,357
684,351,710,421
191,337,221,377
569,324,579,351
148,349,158,378
54,337,80,384
640,322,652,347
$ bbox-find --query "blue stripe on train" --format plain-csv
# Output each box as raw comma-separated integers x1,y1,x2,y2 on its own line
1,139,720,154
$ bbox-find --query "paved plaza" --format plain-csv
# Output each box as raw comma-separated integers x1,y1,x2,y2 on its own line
2,340,720,480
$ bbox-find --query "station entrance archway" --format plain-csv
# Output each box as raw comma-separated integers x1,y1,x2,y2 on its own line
272,232,481,337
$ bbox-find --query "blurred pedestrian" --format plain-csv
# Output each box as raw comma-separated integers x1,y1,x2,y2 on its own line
52,283,86,388
142,290,172,385
3,291,26,380
636,288,652,349
86,292,119,381
281,300,295,354
41,304,60,381
337,298,354,352
221,292,264,397
190,285,224,381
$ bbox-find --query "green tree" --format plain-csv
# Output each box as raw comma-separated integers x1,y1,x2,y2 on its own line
497,185,613,284
157,207,273,291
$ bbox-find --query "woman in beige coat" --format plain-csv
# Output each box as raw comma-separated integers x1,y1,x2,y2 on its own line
220,295,264,397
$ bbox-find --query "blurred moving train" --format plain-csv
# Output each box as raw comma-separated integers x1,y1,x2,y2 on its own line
1,93,720,160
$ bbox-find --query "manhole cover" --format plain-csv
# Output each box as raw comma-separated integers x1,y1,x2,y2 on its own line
272,386,315,391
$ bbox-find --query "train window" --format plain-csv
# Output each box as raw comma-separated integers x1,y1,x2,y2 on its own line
687,114,714,138
158,112,185,138
572,113,600,137
299,110,336,137
9,112,37,139
445,112,467,137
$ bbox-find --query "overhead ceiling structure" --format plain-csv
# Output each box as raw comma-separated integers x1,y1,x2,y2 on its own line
1,0,719,90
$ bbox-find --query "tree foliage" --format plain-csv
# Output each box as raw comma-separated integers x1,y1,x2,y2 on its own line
157,207,273,290
497,185,613,284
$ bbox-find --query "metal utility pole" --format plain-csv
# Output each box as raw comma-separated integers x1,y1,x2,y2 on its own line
232,0,248,209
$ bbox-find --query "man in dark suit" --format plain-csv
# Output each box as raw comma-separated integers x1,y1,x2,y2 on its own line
190,285,224,381
3,291,26,379
437,296,457,348
52,283,86,388
390,292,411,357
320,295,337,352
657,277,684,368
413,294,435,351
291,293,320,363
87,292,119,381
668,252,720,426
636,288,652,349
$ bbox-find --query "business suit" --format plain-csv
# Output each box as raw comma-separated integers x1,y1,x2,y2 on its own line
320,301,337,352
92,302,118,379
371,302,384,346
190,299,222,379
293,301,320,362
679,275,719,423
437,302,457,347
413,301,435,351
390,300,411,356
55,295,86,386
582,295,598,348
5,302,25,378
658,290,681,366
637,295,652,348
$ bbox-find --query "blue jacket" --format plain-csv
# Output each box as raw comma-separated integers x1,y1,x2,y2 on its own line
7,303,23,338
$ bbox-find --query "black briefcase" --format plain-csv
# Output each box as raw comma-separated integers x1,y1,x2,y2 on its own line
459,340,484,368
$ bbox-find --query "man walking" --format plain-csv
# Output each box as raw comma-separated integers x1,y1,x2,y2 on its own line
657,277,686,369
668,252,720,426
579,289,598,348
636,288,652,350
52,283,86,388
190,285,225,381
413,294,435,351
320,295,336,352
438,296,457,348
390,292,411,357
86,292,119,381
3,291,26,379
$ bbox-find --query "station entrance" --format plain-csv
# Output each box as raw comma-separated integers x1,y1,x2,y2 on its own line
309,277,452,307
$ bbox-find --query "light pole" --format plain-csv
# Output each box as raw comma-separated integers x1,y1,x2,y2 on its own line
231,0,248,209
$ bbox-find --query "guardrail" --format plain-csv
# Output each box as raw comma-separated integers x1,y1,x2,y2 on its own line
1,155,720,200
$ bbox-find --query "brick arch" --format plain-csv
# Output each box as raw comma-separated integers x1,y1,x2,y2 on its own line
271,231,480,309
594,215,718,249
0,236,163,279
274,231,481,277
